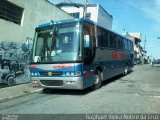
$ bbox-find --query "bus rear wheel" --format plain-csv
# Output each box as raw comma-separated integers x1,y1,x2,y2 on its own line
123,66,128,76
91,71,102,90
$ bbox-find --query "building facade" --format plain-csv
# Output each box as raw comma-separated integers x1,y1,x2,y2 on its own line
0,0,73,43
0,0,73,85
56,2,113,30
129,33,144,64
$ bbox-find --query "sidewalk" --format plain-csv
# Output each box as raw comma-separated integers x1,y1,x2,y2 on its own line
0,83,42,103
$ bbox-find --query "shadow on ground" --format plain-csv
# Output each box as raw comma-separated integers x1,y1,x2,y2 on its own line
41,88,92,96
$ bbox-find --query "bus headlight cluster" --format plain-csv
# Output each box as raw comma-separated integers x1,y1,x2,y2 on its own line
31,72,40,76
64,71,81,76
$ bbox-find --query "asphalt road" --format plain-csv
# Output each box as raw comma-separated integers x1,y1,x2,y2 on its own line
0,64,160,115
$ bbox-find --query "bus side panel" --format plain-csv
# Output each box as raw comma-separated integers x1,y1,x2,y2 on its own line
94,48,120,80
83,65,95,89
94,48,133,81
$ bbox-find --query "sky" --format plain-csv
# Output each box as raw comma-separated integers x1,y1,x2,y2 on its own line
50,0,160,59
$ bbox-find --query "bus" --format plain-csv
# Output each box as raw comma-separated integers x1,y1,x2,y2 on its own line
30,18,134,90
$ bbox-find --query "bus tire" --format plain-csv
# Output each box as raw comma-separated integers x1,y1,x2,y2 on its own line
123,66,128,76
91,71,102,90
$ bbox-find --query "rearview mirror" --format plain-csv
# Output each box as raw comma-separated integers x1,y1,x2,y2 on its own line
21,43,29,52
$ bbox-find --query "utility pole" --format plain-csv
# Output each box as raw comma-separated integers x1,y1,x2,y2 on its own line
83,0,88,18
144,34,146,52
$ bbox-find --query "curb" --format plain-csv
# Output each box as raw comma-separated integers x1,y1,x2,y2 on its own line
0,88,42,104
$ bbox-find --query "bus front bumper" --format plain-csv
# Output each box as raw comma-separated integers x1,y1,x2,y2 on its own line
31,77,84,90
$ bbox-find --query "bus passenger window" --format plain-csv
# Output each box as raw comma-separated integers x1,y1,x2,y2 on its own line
97,27,109,47
117,37,123,49
109,33,117,48
123,38,128,50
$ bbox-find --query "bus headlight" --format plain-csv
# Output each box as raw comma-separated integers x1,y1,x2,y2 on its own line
70,72,75,76
31,72,34,76
31,72,40,76
35,72,38,76
64,71,81,76
75,71,81,76
66,72,71,76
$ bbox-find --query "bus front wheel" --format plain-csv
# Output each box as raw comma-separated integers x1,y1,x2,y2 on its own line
91,71,102,90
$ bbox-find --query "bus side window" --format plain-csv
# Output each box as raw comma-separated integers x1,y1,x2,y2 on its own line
97,27,109,47
123,38,128,50
109,33,117,48
97,28,103,47
117,37,123,49
131,41,134,51
128,40,131,51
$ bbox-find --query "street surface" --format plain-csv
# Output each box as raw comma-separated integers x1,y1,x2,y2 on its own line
0,64,160,114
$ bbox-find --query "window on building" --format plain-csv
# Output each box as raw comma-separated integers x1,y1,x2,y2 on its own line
86,13,91,19
70,12,80,18
0,0,23,25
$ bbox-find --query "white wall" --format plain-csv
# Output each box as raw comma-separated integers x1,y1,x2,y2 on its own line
61,6,84,18
87,6,98,22
97,4,112,30
60,4,112,30
0,0,73,43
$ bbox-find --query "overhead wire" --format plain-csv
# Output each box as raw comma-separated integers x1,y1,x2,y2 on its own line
114,0,160,18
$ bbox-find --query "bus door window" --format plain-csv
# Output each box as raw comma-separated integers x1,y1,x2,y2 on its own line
84,35,90,48
84,34,92,61
83,22,95,64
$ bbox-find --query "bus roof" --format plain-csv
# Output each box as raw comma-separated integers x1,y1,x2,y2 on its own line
36,18,132,41
36,18,95,28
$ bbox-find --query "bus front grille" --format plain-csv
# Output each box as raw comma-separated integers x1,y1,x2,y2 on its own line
40,80,63,86
39,72,63,76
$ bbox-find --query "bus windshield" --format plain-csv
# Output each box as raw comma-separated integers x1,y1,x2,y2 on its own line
32,22,81,63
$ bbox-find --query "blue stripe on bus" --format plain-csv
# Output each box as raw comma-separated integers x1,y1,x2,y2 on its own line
30,64,83,77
